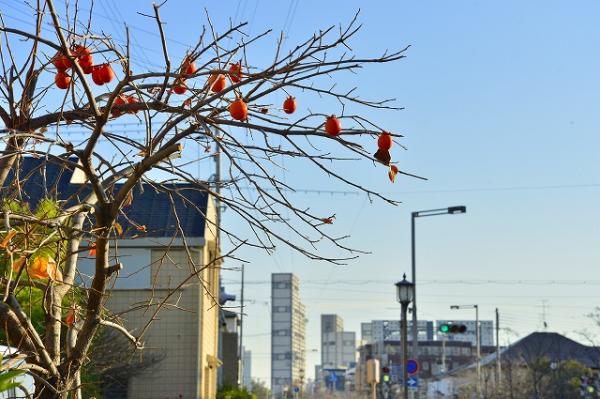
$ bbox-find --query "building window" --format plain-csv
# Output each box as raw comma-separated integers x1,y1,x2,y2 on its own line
275,306,290,313
277,282,290,289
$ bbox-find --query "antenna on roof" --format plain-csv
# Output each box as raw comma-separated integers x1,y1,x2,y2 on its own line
541,300,548,331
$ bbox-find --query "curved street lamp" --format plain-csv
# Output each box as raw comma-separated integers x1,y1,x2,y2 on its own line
411,205,466,398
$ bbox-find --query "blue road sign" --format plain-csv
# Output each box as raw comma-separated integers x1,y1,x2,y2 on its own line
407,376,419,389
293,387,300,393
406,359,419,375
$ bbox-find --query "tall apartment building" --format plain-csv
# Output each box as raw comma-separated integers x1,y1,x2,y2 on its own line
435,320,495,346
321,314,344,366
271,274,306,398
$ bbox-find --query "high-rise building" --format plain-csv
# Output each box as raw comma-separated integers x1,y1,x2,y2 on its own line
435,320,494,346
321,314,344,366
271,273,306,398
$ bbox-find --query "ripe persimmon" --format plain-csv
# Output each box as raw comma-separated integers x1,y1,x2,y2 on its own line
325,115,341,136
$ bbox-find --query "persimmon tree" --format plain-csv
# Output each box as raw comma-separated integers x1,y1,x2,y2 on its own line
0,1,419,397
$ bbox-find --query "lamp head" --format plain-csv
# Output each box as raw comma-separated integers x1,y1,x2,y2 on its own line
395,273,414,304
447,206,466,214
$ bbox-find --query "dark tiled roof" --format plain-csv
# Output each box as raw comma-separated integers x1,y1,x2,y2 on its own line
116,184,208,238
503,332,600,368
478,332,600,370
2,156,208,238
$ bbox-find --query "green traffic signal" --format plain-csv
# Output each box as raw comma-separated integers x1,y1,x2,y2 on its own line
438,323,467,333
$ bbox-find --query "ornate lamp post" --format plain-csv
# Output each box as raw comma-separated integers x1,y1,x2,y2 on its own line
396,274,415,399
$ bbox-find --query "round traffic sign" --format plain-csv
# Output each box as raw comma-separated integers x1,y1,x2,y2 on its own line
406,359,419,375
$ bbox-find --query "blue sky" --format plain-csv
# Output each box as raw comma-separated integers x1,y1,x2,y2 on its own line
3,0,600,385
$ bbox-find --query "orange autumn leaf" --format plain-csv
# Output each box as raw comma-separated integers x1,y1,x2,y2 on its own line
28,256,62,281
388,165,399,183
0,229,17,249
321,216,335,225
29,256,49,279
89,242,97,256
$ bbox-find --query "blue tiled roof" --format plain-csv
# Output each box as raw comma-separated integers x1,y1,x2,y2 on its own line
2,157,208,238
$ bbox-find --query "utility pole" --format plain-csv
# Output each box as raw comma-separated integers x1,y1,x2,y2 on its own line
476,305,481,398
238,263,245,386
496,308,501,385
441,334,446,373
410,215,418,391
214,138,222,243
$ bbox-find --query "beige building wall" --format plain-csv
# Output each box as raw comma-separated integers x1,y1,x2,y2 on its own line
107,241,221,398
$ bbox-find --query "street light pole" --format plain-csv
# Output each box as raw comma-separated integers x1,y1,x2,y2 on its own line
450,304,481,397
401,301,410,399
410,212,417,370
410,206,466,399
396,274,414,399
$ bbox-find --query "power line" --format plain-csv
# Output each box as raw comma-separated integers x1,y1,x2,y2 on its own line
223,278,600,286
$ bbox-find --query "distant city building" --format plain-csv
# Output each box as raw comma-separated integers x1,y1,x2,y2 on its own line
271,273,306,398
367,319,435,343
242,348,252,391
322,331,356,368
360,322,372,343
322,314,344,335
321,314,344,366
436,320,494,346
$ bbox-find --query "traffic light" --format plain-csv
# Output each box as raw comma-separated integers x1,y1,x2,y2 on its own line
382,366,390,383
438,323,467,334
